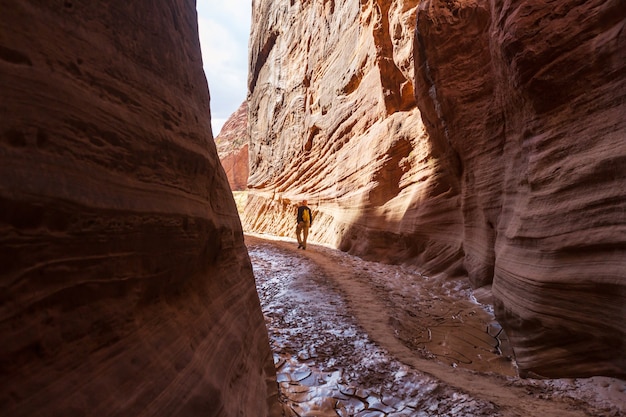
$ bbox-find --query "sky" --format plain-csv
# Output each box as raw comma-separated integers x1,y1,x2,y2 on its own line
196,1,252,136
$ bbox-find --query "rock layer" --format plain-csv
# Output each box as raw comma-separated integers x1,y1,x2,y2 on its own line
244,0,626,378
414,0,626,379
0,2,276,416
215,101,250,191
245,0,464,273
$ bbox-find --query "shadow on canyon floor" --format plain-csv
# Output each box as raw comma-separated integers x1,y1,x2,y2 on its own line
246,233,626,417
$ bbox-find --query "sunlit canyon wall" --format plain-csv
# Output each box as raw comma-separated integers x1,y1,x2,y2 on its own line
242,0,626,378
215,101,250,191
0,2,277,416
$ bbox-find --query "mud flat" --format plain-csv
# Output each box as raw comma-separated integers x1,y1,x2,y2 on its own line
246,234,626,417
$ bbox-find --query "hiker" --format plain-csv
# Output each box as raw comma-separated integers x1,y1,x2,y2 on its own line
296,200,313,250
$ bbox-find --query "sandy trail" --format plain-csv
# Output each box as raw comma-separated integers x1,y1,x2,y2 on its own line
246,234,625,417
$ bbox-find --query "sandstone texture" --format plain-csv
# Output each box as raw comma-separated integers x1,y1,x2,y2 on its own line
0,2,276,416
414,0,626,379
246,0,462,271
244,0,625,379
215,101,250,191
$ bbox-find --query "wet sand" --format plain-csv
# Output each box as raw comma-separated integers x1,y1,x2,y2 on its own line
246,234,626,417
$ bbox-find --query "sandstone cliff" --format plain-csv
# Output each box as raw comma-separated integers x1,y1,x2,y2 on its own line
0,2,276,416
246,0,463,272
414,0,626,379
244,0,625,379
215,101,250,191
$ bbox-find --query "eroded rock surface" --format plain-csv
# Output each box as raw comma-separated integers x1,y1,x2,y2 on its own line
0,2,276,416
245,0,463,274
414,0,626,379
244,0,626,379
216,101,250,191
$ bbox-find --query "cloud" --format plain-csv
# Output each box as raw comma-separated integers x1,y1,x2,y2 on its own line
196,1,251,135
211,118,228,136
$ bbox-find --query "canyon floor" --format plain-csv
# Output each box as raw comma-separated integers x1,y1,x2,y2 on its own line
245,234,626,417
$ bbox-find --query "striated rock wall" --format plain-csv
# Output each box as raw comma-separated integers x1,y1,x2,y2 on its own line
245,0,626,378
0,2,277,416
216,101,250,191
245,0,465,274
414,0,626,379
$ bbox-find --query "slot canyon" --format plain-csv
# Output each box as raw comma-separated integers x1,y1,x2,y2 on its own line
1,1,625,417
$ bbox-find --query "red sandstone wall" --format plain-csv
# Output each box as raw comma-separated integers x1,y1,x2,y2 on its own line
0,2,277,416
216,101,250,191
414,0,625,379
244,0,626,378
245,0,464,273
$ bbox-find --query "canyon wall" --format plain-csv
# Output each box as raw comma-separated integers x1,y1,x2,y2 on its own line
244,0,626,378
0,2,277,416
215,101,250,191
245,0,465,274
414,0,626,379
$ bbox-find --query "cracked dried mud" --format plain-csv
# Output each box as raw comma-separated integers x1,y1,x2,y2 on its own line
246,234,626,417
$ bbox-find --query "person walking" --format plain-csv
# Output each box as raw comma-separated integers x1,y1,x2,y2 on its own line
296,200,313,249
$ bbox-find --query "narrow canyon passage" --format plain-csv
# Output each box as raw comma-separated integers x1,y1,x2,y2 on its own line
246,234,625,417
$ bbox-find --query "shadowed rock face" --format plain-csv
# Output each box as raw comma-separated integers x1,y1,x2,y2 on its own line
415,0,626,379
244,0,625,378
0,2,276,416
215,101,250,191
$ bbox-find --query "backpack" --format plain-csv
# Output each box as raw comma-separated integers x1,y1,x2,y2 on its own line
302,208,310,223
